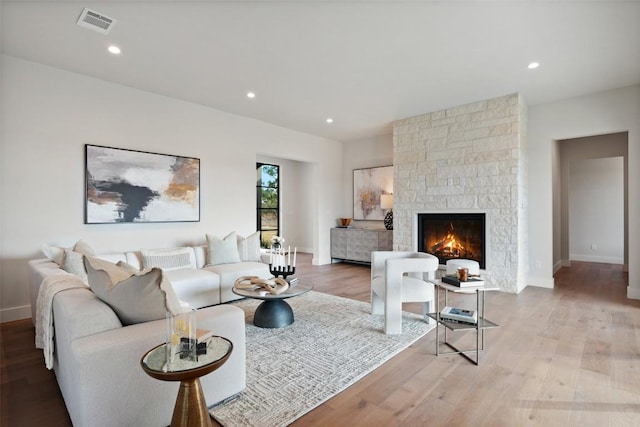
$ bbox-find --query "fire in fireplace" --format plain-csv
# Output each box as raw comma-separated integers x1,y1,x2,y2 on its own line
417,213,486,269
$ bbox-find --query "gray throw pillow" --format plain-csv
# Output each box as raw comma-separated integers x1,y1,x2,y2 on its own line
84,256,187,325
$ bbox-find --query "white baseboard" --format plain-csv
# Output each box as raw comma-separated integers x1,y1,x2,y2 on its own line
627,286,640,300
526,275,555,289
553,259,572,274
569,254,624,264
1,304,32,323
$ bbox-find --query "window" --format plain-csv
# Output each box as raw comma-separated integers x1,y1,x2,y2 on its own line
256,163,279,248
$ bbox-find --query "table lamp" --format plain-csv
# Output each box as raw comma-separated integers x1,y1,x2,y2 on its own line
380,194,394,230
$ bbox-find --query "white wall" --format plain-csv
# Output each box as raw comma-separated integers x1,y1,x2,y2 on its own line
341,134,393,229
569,157,624,264
528,85,640,298
0,55,343,321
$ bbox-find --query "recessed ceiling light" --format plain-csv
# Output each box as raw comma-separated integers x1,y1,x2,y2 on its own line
246,92,256,99
527,62,540,69
326,118,334,124
107,45,121,55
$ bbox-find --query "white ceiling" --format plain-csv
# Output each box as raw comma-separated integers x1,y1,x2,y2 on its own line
2,1,639,142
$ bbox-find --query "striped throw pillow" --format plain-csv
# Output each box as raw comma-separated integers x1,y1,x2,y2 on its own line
141,248,195,271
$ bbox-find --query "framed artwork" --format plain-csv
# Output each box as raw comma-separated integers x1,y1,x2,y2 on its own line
353,165,393,220
85,144,200,223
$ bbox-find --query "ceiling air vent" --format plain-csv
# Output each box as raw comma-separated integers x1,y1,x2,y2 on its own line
76,8,116,35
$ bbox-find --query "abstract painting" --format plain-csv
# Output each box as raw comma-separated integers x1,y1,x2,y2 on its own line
85,145,200,223
353,165,393,220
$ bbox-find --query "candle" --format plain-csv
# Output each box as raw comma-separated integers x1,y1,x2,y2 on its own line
293,247,297,267
288,246,291,267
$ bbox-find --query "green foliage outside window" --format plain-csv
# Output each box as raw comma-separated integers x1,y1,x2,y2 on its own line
257,163,279,248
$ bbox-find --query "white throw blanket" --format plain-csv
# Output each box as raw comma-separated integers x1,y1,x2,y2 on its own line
35,273,88,370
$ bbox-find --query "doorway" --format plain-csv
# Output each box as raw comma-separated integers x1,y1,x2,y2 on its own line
556,132,628,272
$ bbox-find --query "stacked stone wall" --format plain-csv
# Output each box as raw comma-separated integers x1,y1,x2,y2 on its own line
392,93,526,292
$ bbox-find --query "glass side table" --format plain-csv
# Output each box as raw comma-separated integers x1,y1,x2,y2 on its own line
140,336,232,427
427,280,499,366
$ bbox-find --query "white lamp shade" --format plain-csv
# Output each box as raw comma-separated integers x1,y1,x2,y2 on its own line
380,194,394,209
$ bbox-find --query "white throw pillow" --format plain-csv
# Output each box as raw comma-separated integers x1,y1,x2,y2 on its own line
206,232,241,265
42,240,96,282
41,239,95,266
84,256,188,325
237,232,261,262
141,247,195,271
41,243,65,265
61,249,89,282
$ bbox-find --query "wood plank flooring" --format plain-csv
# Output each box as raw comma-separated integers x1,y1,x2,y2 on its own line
2,256,639,426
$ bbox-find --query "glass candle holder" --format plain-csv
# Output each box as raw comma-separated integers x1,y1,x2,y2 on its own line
166,308,197,370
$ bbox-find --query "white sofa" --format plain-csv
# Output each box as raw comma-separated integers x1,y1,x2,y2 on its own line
28,243,271,427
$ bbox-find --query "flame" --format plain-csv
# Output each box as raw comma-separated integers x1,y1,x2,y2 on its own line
430,223,466,258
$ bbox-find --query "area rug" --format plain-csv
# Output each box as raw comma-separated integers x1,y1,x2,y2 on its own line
209,291,435,427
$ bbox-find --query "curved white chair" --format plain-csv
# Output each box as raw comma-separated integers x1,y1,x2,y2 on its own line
371,251,439,334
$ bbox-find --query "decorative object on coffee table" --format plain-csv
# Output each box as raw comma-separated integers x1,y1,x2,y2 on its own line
232,280,313,328
141,336,232,427
234,276,289,295
380,193,394,230
268,245,296,279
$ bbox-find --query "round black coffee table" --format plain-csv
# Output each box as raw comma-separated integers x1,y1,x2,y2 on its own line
232,280,313,328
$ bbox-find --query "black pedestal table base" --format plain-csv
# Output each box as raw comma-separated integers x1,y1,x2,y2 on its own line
253,299,294,328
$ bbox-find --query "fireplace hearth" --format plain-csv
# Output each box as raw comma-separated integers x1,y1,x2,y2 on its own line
417,213,486,269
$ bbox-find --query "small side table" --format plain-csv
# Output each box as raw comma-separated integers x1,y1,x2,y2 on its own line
427,281,499,365
140,336,232,427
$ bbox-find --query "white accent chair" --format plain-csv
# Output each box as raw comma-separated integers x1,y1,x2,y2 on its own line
371,251,439,334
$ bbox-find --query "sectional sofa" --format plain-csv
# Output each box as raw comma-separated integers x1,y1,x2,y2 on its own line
29,233,271,427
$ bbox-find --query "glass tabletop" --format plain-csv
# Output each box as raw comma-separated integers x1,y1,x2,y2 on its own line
141,336,231,374
232,280,313,300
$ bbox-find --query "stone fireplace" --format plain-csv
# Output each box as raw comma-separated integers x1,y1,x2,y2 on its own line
392,93,528,292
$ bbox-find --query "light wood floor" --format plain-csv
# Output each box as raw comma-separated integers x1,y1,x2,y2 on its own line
2,255,639,426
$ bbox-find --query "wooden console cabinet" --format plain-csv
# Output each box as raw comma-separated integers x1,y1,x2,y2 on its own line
330,228,392,263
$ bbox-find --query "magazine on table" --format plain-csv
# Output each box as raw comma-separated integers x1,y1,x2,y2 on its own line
440,306,478,324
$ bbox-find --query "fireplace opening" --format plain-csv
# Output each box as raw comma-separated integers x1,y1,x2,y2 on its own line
417,213,486,269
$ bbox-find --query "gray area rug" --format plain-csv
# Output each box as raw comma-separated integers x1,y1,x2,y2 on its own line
209,291,435,427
